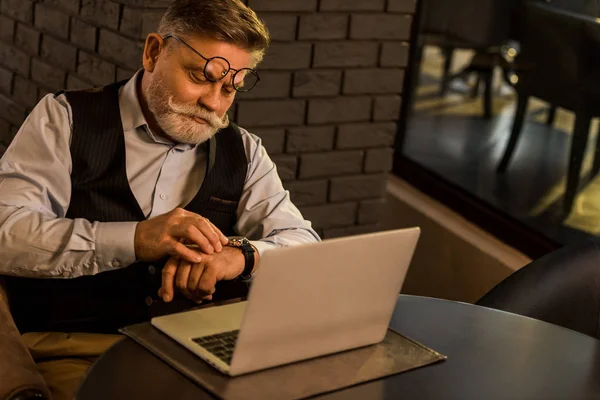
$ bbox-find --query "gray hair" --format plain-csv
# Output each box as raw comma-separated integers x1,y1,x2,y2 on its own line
157,0,270,66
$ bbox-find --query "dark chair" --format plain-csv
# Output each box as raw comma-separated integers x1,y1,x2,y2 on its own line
496,3,600,215
542,0,600,127
0,279,50,400
417,0,519,118
477,238,600,339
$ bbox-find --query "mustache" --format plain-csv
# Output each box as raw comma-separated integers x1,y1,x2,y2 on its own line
167,97,229,129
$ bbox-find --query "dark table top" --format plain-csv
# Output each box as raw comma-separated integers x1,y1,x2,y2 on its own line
76,295,600,400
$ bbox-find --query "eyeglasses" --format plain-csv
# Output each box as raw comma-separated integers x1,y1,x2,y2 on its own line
162,34,260,93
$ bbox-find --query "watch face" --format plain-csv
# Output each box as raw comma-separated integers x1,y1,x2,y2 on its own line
228,236,248,247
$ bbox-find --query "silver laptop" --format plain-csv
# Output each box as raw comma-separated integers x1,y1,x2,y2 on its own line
151,227,420,376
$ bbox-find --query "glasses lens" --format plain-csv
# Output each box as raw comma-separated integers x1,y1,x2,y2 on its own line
205,57,230,82
233,69,259,92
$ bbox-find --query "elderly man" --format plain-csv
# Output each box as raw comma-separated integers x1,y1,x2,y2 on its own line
0,0,319,398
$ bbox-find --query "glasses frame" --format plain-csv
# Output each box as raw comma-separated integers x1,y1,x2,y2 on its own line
162,34,260,93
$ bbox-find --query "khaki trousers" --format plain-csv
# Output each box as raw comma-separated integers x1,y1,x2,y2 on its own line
22,333,123,400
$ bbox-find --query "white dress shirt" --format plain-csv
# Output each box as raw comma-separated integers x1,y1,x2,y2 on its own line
0,71,319,278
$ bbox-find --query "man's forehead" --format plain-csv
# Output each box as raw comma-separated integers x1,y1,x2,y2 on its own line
172,34,252,70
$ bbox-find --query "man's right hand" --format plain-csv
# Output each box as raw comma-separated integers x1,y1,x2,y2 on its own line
134,208,229,263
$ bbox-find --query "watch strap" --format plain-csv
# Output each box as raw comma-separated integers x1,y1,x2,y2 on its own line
239,242,255,280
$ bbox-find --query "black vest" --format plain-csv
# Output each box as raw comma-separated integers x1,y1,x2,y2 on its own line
8,80,249,333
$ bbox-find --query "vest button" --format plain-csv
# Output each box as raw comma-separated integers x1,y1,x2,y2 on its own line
147,265,156,275
145,296,154,306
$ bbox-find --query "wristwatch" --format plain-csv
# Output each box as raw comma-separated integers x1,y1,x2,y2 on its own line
227,236,256,279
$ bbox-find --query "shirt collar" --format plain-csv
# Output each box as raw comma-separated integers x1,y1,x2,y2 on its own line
118,69,196,152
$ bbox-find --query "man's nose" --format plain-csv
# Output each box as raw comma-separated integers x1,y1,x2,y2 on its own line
198,83,221,112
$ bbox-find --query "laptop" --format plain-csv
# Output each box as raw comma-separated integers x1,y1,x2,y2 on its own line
151,227,420,376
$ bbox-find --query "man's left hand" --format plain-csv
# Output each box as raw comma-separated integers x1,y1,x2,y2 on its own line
158,246,245,303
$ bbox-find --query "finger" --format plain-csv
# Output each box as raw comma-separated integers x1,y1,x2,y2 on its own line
179,210,228,247
187,261,205,293
172,224,214,254
160,257,179,303
167,240,203,263
176,260,193,299
207,220,229,249
196,267,218,296
189,217,223,252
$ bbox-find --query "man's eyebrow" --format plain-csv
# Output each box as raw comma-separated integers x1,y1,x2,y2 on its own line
182,62,204,71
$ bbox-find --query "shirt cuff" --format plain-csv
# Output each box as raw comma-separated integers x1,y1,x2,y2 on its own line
249,240,277,258
96,221,138,272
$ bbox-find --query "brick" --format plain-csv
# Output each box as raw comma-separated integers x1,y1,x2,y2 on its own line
374,95,402,121
41,36,77,70
323,223,380,239
365,147,394,172
70,18,97,52
247,0,317,12
287,126,335,153
0,42,30,75
285,180,328,206
139,0,171,7
99,29,143,70
337,122,396,149
35,3,70,39
238,99,305,127
66,73,93,89
43,0,80,14
0,67,13,95
15,24,40,55
344,68,405,94
251,128,285,155
381,41,410,67
300,202,357,229
0,93,27,125
1,0,34,23
12,75,38,108
244,71,290,99
259,14,297,41
330,174,386,202
388,0,416,12
350,14,412,40
80,0,119,30
31,58,65,88
38,86,52,100
298,14,348,40
299,151,363,178
77,51,115,86
320,0,385,11
116,67,136,82
0,16,15,42
120,7,163,39
271,154,297,181
358,198,387,224
308,96,371,124
260,43,312,70
313,42,378,68
0,119,11,149
293,70,341,97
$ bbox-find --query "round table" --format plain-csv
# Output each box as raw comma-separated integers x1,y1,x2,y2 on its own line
76,295,600,400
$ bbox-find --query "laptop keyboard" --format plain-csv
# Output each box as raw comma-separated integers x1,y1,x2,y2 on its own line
192,330,239,365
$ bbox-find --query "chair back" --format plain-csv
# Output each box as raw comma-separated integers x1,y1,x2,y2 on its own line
421,0,519,48
477,238,600,339
516,2,600,108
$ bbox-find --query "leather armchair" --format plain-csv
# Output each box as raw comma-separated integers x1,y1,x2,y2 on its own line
0,278,50,400
477,238,600,339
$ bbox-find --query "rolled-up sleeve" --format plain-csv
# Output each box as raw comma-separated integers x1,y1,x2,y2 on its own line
0,94,137,278
235,128,321,255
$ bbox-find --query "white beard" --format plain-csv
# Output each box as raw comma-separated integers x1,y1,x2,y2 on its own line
146,75,229,145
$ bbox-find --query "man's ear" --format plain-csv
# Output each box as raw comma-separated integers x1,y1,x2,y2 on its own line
142,33,165,73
